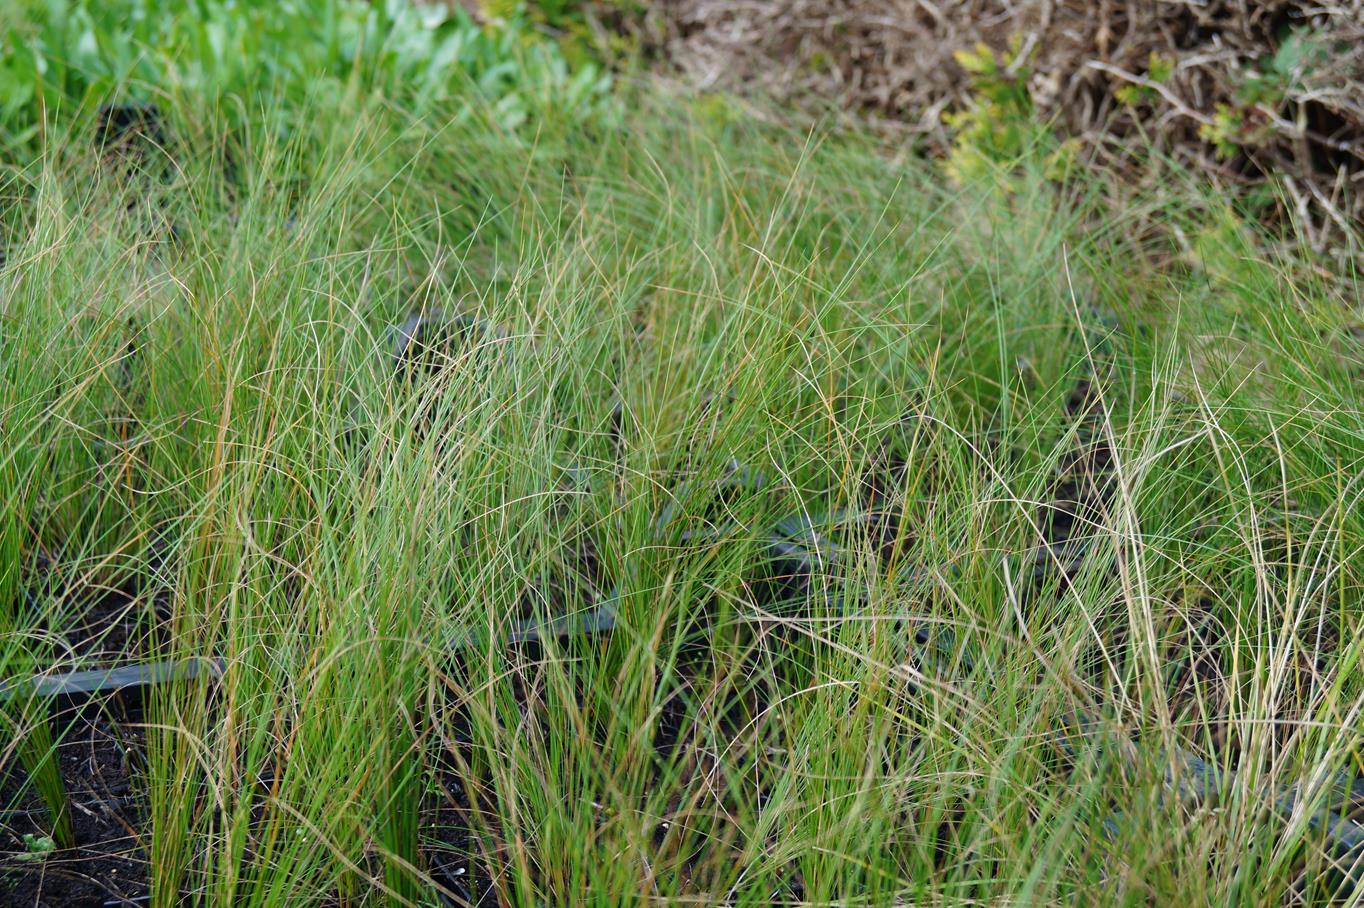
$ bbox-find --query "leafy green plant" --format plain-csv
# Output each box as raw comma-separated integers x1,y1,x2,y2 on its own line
0,0,613,152
1191,29,1333,162
479,0,637,65
1199,103,1246,160
944,38,1077,188
1115,51,1175,106
1237,28,1330,107
15,833,56,862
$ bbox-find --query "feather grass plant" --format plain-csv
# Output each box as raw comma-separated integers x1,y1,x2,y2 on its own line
1,74,1363,906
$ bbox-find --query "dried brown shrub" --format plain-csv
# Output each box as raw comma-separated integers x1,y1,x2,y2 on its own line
634,0,1363,248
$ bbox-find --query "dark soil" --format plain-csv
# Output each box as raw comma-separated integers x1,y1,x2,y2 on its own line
0,696,150,908
2,566,170,907
422,769,501,908
58,583,167,667
21,557,170,668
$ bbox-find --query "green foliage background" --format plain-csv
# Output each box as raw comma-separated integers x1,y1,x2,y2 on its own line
0,0,614,150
